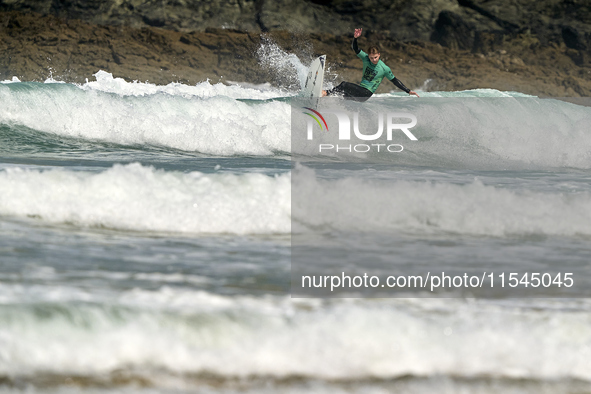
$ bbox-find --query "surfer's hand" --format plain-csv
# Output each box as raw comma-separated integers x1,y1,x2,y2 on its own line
354,28,362,38
409,91,420,97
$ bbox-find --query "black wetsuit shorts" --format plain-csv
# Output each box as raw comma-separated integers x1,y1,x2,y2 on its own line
326,81,373,102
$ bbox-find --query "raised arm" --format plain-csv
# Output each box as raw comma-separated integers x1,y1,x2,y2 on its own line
351,28,362,54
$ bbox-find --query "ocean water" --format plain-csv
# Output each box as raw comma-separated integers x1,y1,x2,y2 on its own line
2,63,591,393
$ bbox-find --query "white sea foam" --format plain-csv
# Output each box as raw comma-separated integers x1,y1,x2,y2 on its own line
0,292,590,382
0,76,21,84
81,70,288,99
3,162,591,237
0,163,291,235
0,80,291,155
292,165,591,237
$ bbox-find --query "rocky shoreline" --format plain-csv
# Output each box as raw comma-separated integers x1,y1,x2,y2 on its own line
0,4,589,96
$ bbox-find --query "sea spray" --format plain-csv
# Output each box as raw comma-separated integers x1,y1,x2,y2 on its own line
256,35,310,90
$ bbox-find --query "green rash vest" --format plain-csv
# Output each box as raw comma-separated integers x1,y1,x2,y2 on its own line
357,50,395,93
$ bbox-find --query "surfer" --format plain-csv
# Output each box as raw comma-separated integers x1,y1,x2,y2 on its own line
322,28,419,101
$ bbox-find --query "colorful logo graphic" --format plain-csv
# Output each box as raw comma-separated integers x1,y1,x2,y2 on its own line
302,107,329,131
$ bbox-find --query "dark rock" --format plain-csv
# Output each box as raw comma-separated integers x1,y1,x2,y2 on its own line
0,0,589,60
457,0,520,32
562,26,587,50
431,11,475,51
179,35,192,45
142,15,166,28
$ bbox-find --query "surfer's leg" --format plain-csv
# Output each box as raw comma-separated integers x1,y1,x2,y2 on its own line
325,82,347,96
341,82,373,100
325,82,372,101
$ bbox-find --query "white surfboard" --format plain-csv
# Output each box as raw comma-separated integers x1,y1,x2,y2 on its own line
302,55,326,98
